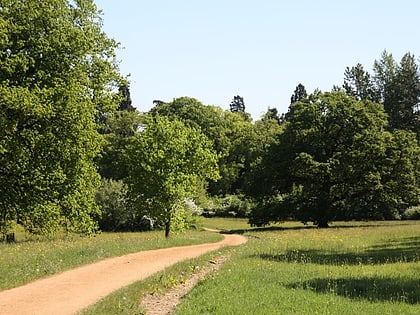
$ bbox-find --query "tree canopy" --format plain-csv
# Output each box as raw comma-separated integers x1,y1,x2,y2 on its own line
124,115,219,237
250,91,420,227
0,0,122,235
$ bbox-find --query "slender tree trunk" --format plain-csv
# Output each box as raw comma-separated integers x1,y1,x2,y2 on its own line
165,218,171,238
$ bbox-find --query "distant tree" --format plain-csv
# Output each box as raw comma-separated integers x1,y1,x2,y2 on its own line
117,84,135,111
97,110,142,180
343,63,377,101
290,83,308,103
230,95,245,112
393,53,420,134
124,115,219,237
343,50,420,140
149,97,254,196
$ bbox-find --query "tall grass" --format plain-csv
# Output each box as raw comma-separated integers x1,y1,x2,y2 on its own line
175,220,420,315
0,229,223,290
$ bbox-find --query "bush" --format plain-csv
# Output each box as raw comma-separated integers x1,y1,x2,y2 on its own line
95,179,129,231
202,194,254,218
170,199,203,233
401,206,420,220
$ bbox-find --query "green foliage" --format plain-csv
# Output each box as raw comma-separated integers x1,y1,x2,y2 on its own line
170,199,203,233
0,0,122,235
150,97,257,196
97,110,142,180
95,179,128,232
402,206,420,220
345,50,420,140
124,114,219,237
203,194,254,218
251,91,420,227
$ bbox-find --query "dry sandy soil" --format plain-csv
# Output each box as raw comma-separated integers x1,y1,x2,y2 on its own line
0,233,246,315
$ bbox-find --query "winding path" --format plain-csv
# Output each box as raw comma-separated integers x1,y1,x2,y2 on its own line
0,233,246,315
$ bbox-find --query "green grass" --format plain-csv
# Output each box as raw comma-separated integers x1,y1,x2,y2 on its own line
79,248,234,315
175,220,420,315
0,229,223,290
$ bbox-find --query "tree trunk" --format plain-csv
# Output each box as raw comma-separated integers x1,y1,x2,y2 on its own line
165,220,170,238
317,219,329,228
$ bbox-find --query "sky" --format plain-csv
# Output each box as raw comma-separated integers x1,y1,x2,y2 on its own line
95,0,420,120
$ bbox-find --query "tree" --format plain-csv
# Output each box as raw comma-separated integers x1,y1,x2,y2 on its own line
117,84,135,112
0,0,122,235
393,53,420,135
230,95,245,112
290,83,308,104
97,110,142,180
343,63,377,101
124,115,219,237
250,92,419,227
149,96,254,196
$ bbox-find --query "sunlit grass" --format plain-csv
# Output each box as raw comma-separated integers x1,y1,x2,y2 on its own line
0,229,223,290
175,220,420,315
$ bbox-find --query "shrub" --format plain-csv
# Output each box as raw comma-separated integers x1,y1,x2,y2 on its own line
203,194,254,218
170,199,202,233
401,206,420,220
95,179,129,231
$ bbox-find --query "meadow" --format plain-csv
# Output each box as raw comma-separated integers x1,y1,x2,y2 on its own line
79,219,420,314
2,219,419,314
175,219,420,315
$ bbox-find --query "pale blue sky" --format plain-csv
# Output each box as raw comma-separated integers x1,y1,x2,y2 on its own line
95,0,419,120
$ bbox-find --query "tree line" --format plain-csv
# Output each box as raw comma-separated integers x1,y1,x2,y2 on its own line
1,0,419,238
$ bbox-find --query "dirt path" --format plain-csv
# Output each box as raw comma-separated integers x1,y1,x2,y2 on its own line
0,233,246,315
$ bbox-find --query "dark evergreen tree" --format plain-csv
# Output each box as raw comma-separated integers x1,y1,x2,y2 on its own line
343,63,377,101
117,84,135,111
290,83,308,103
230,95,245,112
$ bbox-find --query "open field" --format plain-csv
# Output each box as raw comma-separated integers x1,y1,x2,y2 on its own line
175,219,420,315
0,229,223,291
79,219,420,314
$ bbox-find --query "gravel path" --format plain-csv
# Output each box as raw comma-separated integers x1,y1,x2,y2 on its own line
0,233,246,315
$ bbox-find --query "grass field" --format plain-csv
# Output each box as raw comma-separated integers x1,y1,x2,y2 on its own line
78,219,420,314
2,219,419,314
175,219,420,315
0,228,223,290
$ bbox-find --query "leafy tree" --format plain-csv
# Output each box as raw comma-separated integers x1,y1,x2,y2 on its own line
124,115,219,237
97,110,142,180
150,97,254,196
290,83,308,104
0,0,122,235
250,92,419,227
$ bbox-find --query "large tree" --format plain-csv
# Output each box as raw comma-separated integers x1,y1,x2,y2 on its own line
124,115,219,237
250,92,419,227
0,0,122,235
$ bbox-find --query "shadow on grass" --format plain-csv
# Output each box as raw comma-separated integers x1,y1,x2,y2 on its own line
287,276,420,304
257,236,420,265
226,221,413,235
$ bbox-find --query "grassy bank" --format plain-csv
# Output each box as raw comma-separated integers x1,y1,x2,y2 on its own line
176,220,420,314
0,229,223,291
